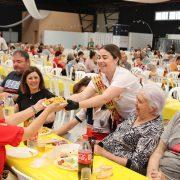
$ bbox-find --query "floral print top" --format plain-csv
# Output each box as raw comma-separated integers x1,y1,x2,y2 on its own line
102,113,163,174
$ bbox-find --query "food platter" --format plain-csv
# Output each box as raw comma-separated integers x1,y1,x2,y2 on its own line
55,155,78,171
53,144,80,171
42,97,67,107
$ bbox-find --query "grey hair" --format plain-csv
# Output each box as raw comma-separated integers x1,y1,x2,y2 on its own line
142,83,166,115
147,63,156,71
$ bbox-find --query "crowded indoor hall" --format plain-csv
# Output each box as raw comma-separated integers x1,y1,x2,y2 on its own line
0,0,179,179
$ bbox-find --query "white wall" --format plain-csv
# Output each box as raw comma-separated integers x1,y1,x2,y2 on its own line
167,34,180,40
43,30,113,48
43,30,87,48
3,31,18,43
128,32,153,49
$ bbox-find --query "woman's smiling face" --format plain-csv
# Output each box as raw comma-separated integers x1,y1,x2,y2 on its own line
26,71,40,93
97,48,117,74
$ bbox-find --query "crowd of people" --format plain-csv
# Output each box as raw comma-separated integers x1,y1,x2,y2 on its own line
0,42,179,180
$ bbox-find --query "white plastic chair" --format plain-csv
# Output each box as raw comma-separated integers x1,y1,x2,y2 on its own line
75,71,86,81
168,87,180,100
41,66,53,75
65,65,73,80
86,73,98,78
51,68,62,77
167,72,179,79
4,59,13,67
11,166,31,180
53,110,66,130
59,76,74,98
131,67,143,77
48,75,61,96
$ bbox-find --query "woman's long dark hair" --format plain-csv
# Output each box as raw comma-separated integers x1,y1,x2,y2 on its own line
20,66,45,94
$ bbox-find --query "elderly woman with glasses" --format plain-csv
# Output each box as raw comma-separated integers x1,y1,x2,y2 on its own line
94,83,165,175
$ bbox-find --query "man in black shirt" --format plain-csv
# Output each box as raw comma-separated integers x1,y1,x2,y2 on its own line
0,50,30,98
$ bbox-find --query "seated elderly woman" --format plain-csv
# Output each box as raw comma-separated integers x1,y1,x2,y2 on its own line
94,83,165,175
147,112,180,180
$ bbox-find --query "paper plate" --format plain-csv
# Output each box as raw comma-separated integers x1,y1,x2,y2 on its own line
53,144,80,171
55,156,78,171
7,147,38,158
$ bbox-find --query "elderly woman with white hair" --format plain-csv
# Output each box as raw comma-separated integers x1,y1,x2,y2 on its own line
94,83,165,175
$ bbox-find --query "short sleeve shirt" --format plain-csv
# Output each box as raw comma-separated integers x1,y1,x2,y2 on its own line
75,108,111,134
89,67,141,119
16,89,55,117
1,71,22,94
0,119,24,174
160,112,180,179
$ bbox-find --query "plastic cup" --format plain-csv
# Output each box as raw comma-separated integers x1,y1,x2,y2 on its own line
37,141,46,152
81,167,91,180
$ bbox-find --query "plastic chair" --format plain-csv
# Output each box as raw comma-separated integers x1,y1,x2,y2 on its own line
11,166,31,180
131,67,143,77
4,59,13,67
168,87,180,100
51,68,62,77
66,65,73,80
59,76,74,98
53,110,66,130
41,66,53,75
75,71,86,81
86,73,98,78
167,72,179,79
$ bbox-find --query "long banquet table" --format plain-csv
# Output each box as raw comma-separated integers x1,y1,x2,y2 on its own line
6,133,147,180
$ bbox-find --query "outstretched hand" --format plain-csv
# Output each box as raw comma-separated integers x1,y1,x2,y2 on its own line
46,101,67,112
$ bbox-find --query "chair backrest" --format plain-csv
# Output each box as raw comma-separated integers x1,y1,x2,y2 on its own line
131,67,143,77
85,73,98,78
168,87,180,100
53,110,66,130
59,76,73,98
42,66,53,75
167,72,179,79
11,166,31,180
48,76,61,96
51,68,62,77
75,71,86,81
4,59,13,67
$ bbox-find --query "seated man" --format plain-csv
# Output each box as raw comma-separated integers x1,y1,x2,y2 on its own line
94,83,165,175
147,112,180,180
0,50,30,98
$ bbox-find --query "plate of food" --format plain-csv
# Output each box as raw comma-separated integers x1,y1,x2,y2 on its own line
39,127,51,136
45,139,69,146
53,144,80,171
55,155,78,171
42,97,67,107
7,147,38,158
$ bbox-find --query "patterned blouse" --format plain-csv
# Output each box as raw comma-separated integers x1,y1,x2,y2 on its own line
102,113,163,175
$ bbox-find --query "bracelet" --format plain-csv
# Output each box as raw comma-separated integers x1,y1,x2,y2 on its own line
31,105,38,115
0,100,4,106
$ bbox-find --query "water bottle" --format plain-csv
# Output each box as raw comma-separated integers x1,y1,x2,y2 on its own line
3,95,15,116
78,134,92,180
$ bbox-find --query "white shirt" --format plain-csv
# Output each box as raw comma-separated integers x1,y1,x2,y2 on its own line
89,67,141,119
0,37,8,51
75,108,111,134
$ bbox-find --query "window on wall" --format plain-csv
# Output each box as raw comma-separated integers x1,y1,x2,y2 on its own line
155,11,180,21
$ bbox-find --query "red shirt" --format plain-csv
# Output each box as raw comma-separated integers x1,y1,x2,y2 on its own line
53,57,65,69
0,119,24,174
